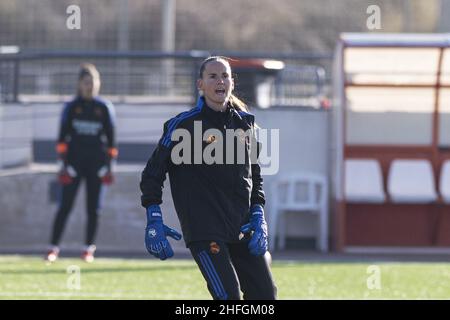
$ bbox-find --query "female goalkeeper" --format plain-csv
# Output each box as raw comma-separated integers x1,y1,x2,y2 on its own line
45,63,118,263
140,56,276,300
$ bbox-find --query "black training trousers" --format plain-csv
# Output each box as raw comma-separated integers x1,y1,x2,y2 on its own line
189,238,277,300
50,161,104,246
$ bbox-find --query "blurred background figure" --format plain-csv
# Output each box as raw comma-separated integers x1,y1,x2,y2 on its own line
46,63,118,263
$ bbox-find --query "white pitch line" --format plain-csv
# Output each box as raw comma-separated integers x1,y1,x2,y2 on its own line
0,291,146,298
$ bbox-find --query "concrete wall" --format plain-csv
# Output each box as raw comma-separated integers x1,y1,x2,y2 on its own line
0,104,33,168
31,103,189,163
0,164,186,254
254,108,330,239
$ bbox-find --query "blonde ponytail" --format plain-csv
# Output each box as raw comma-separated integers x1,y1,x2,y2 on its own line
229,94,249,112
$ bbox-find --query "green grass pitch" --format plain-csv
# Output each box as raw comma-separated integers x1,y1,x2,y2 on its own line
1,255,450,299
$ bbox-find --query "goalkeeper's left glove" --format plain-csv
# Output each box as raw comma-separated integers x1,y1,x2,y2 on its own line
97,165,114,185
98,147,119,185
240,204,268,256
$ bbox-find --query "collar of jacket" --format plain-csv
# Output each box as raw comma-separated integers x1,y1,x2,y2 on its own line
76,95,97,106
197,96,239,121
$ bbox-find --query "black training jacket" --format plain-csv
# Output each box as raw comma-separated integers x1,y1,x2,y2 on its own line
58,96,116,165
140,97,265,245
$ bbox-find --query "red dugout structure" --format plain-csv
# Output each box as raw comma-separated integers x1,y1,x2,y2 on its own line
332,33,450,252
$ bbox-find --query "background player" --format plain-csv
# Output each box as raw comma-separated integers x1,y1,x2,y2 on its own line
45,63,118,263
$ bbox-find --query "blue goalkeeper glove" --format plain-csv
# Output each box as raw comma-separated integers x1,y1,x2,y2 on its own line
145,205,182,260
240,204,268,256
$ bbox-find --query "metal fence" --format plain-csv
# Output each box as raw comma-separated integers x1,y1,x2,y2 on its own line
0,50,332,108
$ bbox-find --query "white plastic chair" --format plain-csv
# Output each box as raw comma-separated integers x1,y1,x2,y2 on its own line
388,159,437,203
439,160,450,203
345,159,386,203
269,172,328,252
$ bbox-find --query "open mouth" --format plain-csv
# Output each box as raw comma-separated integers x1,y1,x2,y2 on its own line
215,88,226,95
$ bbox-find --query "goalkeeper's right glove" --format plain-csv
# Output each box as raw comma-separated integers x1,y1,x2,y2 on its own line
145,205,182,260
57,160,77,185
